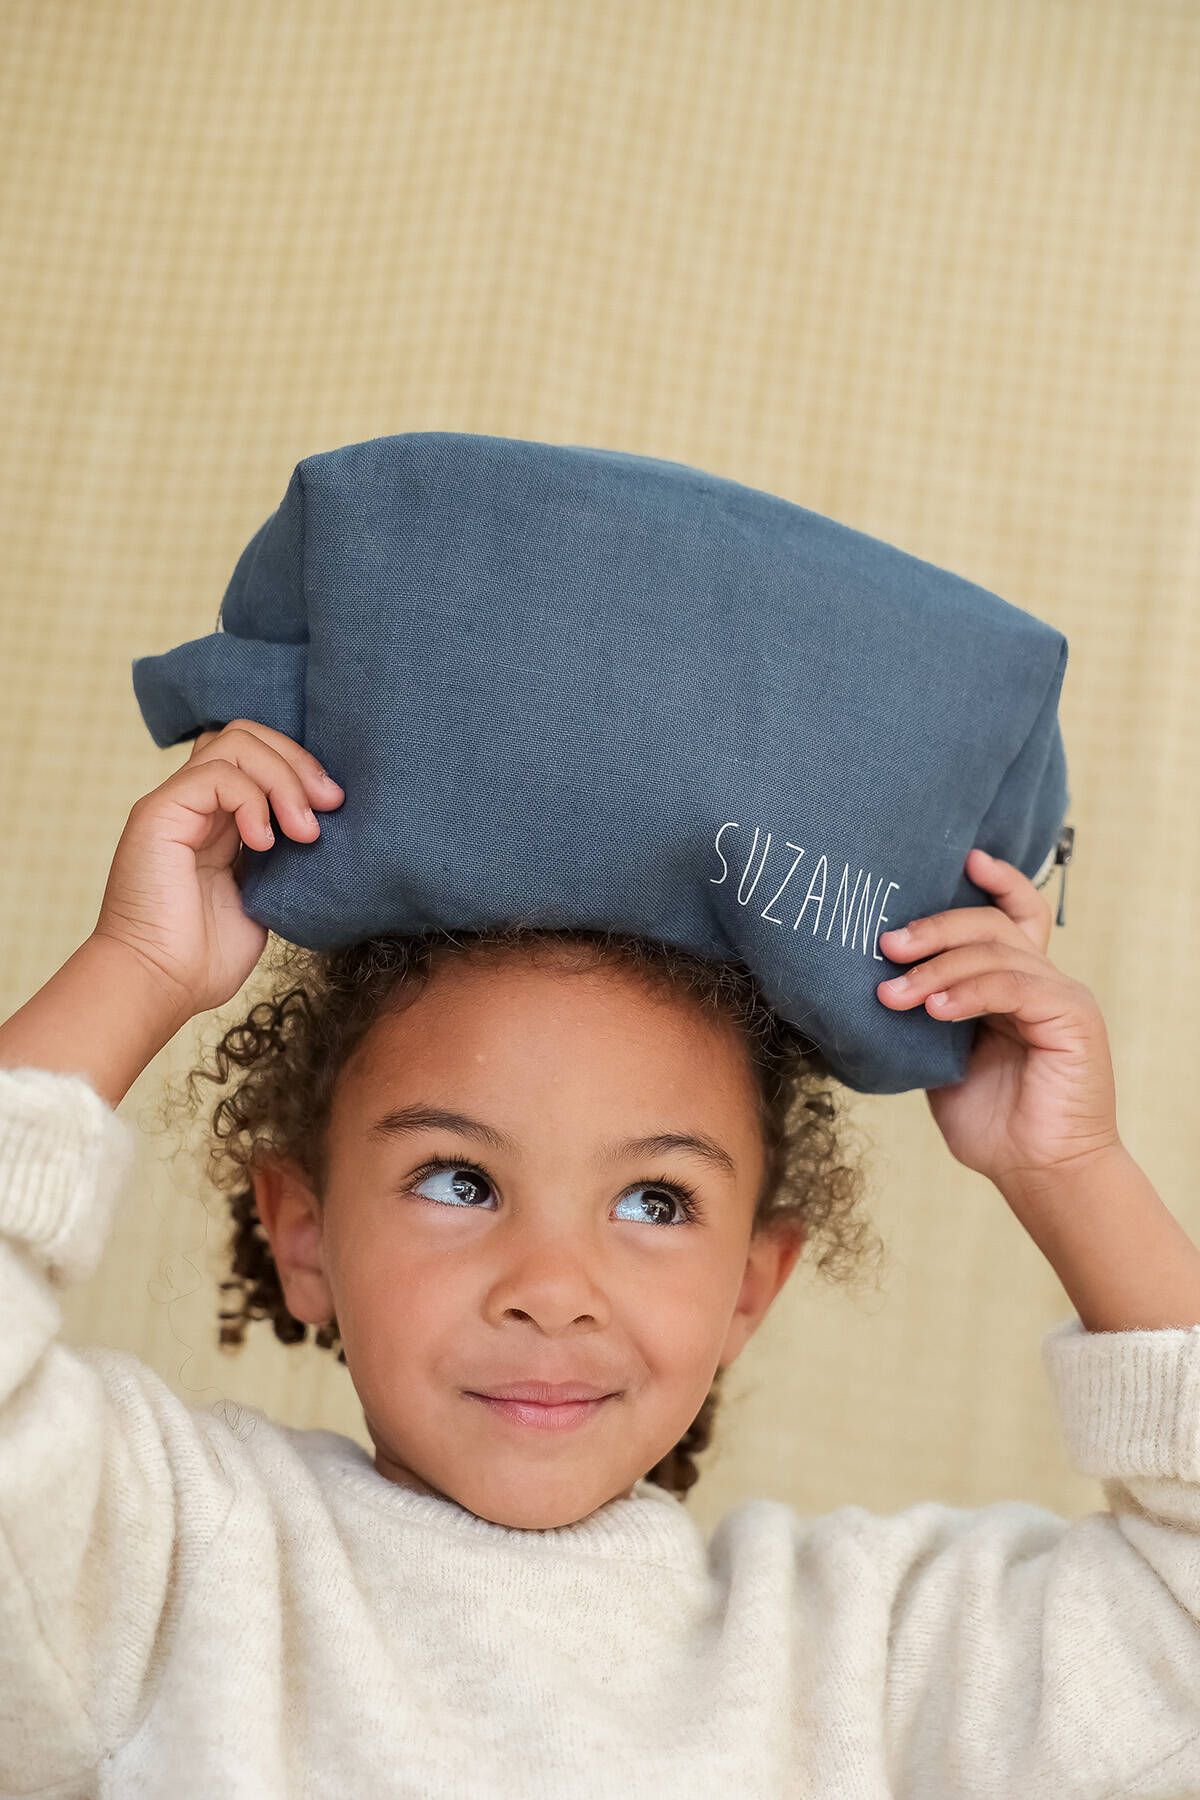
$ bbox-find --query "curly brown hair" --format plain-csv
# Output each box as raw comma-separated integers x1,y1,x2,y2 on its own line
153,922,886,1503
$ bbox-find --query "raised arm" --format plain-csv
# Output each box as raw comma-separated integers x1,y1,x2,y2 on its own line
0,722,342,1789
870,851,1200,1792
0,942,229,1788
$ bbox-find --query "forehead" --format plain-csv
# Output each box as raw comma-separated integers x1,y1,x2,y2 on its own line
354,951,746,1064
333,951,763,1140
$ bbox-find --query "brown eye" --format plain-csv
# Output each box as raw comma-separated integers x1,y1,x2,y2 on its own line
613,1181,701,1227
408,1162,495,1210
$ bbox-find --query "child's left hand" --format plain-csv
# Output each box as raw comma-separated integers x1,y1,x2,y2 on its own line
877,847,1122,1196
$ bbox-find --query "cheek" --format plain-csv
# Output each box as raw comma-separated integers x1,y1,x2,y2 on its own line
327,1217,471,1370
624,1243,743,1371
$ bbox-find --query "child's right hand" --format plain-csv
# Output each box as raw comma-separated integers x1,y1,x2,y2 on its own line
91,721,344,1024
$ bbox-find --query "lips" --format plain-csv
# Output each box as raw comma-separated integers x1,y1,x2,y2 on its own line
469,1392,615,1431
469,1381,619,1404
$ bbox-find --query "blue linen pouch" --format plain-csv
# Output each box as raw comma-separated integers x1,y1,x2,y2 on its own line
131,431,1072,1096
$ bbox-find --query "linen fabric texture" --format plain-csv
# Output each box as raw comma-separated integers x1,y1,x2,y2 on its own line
131,432,1071,1095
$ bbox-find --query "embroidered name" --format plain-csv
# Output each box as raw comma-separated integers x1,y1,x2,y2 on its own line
710,823,900,963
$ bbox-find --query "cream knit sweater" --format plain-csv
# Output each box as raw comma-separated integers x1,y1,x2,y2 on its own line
2,1065,1199,1799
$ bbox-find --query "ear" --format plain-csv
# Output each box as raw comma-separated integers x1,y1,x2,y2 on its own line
717,1221,805,1369
251,1156,336,1328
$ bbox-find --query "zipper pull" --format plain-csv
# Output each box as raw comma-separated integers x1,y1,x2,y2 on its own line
1053,824,1075,928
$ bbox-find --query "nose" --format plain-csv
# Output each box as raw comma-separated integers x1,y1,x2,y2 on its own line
483,1228,612,1332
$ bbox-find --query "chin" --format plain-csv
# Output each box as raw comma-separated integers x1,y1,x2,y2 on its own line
461,1473,632,1532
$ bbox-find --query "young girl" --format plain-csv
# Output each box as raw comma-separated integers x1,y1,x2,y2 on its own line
2,720,1199,1798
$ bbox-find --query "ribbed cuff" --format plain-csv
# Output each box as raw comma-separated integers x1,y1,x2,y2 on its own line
1042,1315,1200,1482
0,1067,140,1283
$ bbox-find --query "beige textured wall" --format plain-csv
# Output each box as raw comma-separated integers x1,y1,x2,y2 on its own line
2,0,1197,1544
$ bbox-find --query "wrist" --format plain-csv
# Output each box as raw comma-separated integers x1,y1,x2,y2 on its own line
0,934,190,1110
86,930,195,1037
994,1139,1129,1215
996,1144,1200,1333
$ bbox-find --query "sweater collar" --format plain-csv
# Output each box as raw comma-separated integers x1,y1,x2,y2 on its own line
299,1427,708,1569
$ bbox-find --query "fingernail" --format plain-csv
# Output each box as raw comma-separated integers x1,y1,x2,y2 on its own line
318,770,342,789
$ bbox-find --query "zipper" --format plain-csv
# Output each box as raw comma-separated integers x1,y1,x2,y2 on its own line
1053,824,1075,927
1035,824,1075,927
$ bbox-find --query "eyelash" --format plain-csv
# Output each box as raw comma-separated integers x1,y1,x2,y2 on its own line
403,1155,706,1227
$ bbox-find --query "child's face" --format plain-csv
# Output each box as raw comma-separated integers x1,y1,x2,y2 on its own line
253,949,803,1530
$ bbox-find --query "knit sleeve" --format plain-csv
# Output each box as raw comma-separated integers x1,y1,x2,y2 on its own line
0,1066,233,1794
867,1317,1200,1798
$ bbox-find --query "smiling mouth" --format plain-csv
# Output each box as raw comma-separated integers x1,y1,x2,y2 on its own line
466,1393,616,1431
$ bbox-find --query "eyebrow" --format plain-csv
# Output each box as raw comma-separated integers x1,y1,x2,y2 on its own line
366,1104,739,1180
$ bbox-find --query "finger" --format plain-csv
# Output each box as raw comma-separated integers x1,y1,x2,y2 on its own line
879,898,1033,966
914,966,1088,1056
185,727,333,838
960,846,1052,952
187,719,343,806
877,938,1049,1012
185,728,223,763
172,757,314,849
879,851,1051,964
